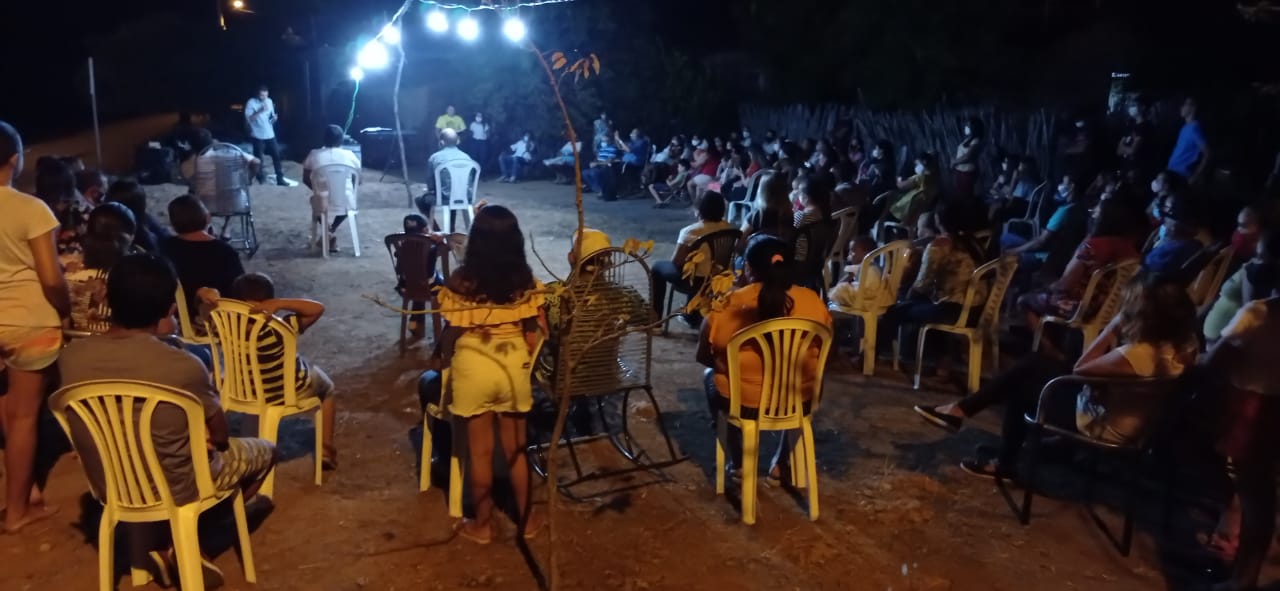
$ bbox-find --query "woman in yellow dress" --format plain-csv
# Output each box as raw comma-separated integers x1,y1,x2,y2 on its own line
435,204,547,544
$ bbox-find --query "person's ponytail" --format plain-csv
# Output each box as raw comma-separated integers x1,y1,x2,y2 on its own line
745,235,794,321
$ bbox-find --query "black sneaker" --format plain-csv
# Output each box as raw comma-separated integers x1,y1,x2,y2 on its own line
912,405,962,433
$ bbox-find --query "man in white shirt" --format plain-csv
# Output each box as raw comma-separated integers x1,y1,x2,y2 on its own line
467,113,491,170
543,138,581,184
499,132,534,183
427,129,477,199
762,129,781,160
303,125,362,253
182,129,261,239
244,86,286,186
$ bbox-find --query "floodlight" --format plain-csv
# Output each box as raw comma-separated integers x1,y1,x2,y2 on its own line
502,17,526,42
349,67,364,82
357,40,390,69
426,10,449,33
457,16,479,41
381,24,401,45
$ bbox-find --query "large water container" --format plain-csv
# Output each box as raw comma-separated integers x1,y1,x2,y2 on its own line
191,142,253,215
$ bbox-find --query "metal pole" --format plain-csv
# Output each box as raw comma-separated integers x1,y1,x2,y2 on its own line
88,58,103,169
393,44,413,209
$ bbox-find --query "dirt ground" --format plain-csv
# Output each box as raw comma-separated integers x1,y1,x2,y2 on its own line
0,162,1253,590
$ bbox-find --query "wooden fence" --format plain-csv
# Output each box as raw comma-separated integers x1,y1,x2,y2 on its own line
740,103,1058,190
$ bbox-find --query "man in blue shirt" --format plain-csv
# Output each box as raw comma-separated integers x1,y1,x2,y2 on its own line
584,129,620,201
618,128,650,167
1000,175,1089,277
1167,97,1210,183
1143,197,1204,276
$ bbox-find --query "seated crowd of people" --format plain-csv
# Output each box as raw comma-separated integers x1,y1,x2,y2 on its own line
3,90,1279,591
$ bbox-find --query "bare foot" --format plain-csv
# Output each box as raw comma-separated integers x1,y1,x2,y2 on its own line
2,504,60,534
454,519,492,544
935,403,965,418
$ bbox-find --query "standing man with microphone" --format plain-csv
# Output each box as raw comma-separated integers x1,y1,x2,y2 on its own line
245,85,287,186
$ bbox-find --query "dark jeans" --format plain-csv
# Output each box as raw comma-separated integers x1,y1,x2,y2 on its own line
251,137,285,184
499,154,525,180
875,296,965,355
468,139,490,170
954,352,1073,467
651,260,698,318
704,369,803,472
585,164,617,200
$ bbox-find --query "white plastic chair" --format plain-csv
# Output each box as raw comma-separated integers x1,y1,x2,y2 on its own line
827,240,913,376
1002,181,1051,239
312,163,362,258
49,380,256,591
434,160,480,234
1033,259,1140,353
715,318,832,525
728,170,768,225
206,299,324,499
910,255,1018,393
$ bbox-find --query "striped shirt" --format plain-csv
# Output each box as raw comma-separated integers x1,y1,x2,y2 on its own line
254,313,312,403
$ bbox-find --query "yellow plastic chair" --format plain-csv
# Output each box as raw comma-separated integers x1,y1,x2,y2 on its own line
910,255,1018,393
175,281,211,346
1033,259,1140,353
1187,247,1232,309
714,318,832,525
207,299,323,499
821,206,861,289
49,380,256,591
827,240,913,376
419,340,544,518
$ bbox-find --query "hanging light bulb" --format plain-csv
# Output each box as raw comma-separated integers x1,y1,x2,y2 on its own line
426,10,449,33
349,66,365,82
457,15,480,41
380,24,401,45
502,17,526,42
357,40,390,70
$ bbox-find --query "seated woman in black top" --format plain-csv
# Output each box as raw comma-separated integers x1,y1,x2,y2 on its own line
106,180,171,253
161,194,245,325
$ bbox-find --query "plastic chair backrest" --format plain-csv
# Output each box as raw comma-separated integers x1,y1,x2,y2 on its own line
191,142,253,216
1188,246,1233,307
725,318,833,425
434,159,479,207
314,162,360,212
688,229,743,279
878,240,914,304
743,169,769,203
206,299,299,408
952,257,1002,327
828,207,860,261
49,380,215,510
794,220,837,274
384,233,441,300
972,255,1018,331
174,281,208,344
1065,258,1139,324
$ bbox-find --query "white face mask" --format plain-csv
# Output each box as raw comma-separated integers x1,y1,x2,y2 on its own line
964,127,971,136
872,148,882,158
914,163,925,175
1128,106,1140,118
742,131,751,139
476,116,483,122
1151,180,1163,193
1075,120,1086,129
1057,183,1070,199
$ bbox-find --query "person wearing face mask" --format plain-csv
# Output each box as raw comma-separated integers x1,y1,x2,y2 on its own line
498,131,535,183
761,130,781,160
874,153,939,237
1001,174,1089,278
1146,170,1185,243
1060,117,1097,183
468,113,491,170
740,127,753,148
615,128,650,168
952,118,984,200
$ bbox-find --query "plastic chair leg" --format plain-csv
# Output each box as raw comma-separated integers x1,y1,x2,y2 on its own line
398,298,409,357
257,410,285,499
740,422,759,525
714,417,727,495
802,419,820,521
913,327,929,390
320,213,329,259
98,511,115,591
967,337,982,394
788,430,806,489
130,567,152,588
313,408,324,487
990,335,1000,375
419,414,433,492
169,508,205,591
861,315,877,376
661,290,675,335
231,491,257,583
348,211,360,257
1031,322,1044,352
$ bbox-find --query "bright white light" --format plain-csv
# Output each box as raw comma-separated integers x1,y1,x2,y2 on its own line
502,17,526,42
349,67,364,82
426,10,449,33
231,0,245,9
357,40,390,69
457,16,479,41
380,24,401,45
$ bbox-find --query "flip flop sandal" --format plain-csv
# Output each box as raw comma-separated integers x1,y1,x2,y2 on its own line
322,446,339,471
146,550,175,588
522,513,546,540
453,520,492,545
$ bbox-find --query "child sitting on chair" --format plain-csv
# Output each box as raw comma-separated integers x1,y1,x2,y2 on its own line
198,273,339,469
649,159,690,208
829,236,883,310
